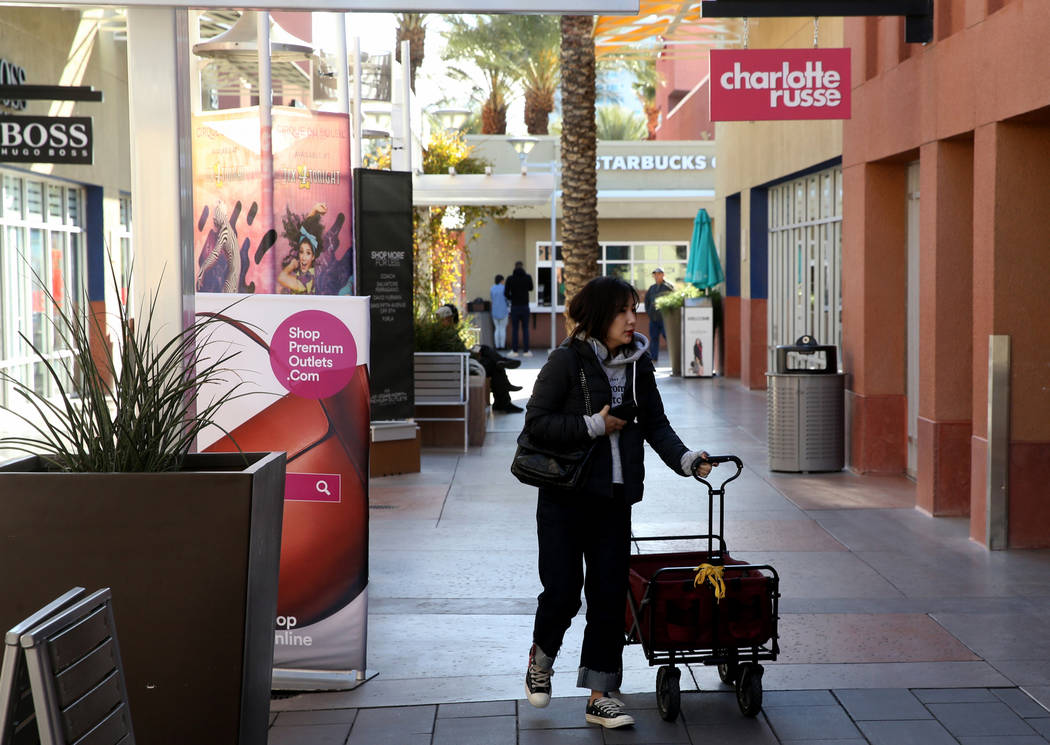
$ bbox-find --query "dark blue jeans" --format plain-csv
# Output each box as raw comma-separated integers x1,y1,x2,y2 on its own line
533,485,631,692
510,305,530,353
648,318,666,362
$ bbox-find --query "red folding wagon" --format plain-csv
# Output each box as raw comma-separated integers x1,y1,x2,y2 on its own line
624,455,781,722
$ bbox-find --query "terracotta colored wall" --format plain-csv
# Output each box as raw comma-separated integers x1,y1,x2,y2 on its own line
916,139,974,515
657,81,712,141
847,0,1050,545
969,120,1050,547
740,298,767,390
840,161,908,474
722,296,741,379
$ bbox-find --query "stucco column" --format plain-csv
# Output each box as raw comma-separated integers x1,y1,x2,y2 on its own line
916,139,973,516
970,122,1050,548
841,161,907,474
126,8,195,338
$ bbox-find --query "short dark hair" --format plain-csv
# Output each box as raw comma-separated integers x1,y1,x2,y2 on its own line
567,276,639,342
495,274,504,283
514,261,524,269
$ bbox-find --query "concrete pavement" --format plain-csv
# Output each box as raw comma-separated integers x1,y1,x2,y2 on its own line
269,353,1050,744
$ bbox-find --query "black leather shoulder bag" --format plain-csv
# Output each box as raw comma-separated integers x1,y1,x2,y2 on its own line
511,365,597,490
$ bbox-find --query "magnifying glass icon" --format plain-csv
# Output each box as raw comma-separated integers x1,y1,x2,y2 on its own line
316,480,331,496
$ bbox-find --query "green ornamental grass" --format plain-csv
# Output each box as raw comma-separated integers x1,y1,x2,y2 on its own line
0,269,247,472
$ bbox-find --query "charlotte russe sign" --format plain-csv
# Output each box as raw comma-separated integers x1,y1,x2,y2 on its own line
710,48,851,122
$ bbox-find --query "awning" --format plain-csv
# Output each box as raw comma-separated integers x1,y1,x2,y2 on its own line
412,173,556,207
594,1,744,59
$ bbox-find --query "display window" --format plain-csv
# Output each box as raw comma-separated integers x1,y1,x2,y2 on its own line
767,165,842,370
0,170,86,406
535,240,689,311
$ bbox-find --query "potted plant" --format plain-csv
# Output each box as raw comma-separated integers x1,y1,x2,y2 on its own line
0,275,284,745
654,284,702,376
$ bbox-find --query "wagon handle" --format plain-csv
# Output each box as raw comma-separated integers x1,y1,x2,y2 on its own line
691,454,743,492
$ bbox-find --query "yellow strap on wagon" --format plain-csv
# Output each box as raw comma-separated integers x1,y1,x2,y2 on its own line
693,563,725,602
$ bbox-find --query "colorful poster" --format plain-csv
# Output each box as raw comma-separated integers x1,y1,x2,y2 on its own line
710,48,851,122
191,108,274,294
682,301,714,378
191,108,353,297
195,293,370,672
271,109,354,297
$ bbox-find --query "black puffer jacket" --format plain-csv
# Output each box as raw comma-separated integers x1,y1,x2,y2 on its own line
523,336,689,504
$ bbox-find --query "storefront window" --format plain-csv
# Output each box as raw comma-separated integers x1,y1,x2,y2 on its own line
118,194,133,305
535,241,689,310
767,164,843,370
0,170,86,406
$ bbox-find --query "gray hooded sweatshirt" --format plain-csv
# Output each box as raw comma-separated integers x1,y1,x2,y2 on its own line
582,332,701,483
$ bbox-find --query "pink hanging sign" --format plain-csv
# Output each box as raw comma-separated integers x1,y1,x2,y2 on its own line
710,48,851,122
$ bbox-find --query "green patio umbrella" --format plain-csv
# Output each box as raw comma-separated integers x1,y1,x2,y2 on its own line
685,208,724,290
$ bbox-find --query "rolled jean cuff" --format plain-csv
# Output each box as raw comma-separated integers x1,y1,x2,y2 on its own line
532,643,555,671
576,666,622,692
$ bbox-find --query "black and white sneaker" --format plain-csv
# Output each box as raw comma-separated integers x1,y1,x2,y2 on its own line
585,696,635,728
525,645,552,708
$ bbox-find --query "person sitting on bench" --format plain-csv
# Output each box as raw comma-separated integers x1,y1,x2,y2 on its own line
436,304,524,413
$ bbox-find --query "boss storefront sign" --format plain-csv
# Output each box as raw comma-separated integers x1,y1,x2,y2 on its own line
0,115,93,164
710,48,851,122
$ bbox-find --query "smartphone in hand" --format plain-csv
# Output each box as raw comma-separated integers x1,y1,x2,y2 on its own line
608,402,637,423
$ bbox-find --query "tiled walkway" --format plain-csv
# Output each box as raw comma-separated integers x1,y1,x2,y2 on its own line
270,688,1050,744
270,355,1050,744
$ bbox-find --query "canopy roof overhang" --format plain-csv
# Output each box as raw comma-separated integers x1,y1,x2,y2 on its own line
594,1,743,59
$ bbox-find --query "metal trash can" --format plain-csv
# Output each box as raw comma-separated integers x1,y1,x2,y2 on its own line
766,335,845,472
467,298,494,348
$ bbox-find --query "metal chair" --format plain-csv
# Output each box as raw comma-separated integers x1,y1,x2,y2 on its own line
0,588,86,745
18,589,134,745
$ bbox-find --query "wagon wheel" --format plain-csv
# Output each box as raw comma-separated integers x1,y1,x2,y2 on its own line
735,663,764,717
656,665,681,722
716,648,739,685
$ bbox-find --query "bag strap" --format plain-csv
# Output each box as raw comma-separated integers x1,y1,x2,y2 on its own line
579,367,592,416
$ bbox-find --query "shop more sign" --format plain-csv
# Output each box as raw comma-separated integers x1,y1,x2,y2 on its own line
710,48,851,121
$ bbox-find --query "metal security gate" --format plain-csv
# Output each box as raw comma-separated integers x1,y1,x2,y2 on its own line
767,166,843,372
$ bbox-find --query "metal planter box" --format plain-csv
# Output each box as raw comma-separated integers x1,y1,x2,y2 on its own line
0,451,285,745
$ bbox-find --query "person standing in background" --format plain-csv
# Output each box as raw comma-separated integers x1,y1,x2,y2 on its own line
643,267,674,364
490,274,509,350
505,261,534,357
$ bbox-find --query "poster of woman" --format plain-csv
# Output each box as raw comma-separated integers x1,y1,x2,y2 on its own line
191,107,353,296
682,302,714,378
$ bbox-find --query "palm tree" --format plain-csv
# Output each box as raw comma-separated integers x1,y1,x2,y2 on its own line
625,54,662,139
596,105,648,140
560,14,599,303
495,15,560,135
479,70,511,134
395,13,426,92
442,15,516,135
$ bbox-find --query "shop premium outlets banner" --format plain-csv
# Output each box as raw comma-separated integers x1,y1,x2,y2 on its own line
710,48,851,121
196,293,371,673
192,108,368,676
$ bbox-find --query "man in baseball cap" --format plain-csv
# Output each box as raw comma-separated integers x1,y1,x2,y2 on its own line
644,268,674,364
